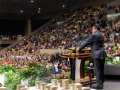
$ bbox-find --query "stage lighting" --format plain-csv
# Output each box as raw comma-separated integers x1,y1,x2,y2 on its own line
62,5,66,8
20,10,23,13
30,0,34,3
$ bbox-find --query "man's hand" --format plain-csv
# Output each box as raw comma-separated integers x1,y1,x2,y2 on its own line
76,46,80,53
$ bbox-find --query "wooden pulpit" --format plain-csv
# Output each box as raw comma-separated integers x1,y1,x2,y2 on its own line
61,47,93,83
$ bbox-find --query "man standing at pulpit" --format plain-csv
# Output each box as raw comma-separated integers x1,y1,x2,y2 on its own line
77,24,107,89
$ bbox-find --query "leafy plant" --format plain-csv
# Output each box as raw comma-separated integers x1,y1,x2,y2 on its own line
105,56,113,64
28,76,36,86
0,65,18,74
105,56,120,65
4,72,21,90
84,60,89,76
0,63,51,90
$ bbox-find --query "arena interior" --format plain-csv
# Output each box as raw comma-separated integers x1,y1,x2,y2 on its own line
0,0,120,90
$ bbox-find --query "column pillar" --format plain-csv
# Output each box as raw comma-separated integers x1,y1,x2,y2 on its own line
25,18,32,35
28,18,31,35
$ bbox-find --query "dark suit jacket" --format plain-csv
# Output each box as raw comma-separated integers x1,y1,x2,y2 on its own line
79,31,107,59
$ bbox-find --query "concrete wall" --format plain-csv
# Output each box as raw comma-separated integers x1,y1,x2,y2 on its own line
0,40,16,45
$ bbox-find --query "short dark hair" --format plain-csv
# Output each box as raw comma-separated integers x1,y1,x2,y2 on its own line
93,24,100,31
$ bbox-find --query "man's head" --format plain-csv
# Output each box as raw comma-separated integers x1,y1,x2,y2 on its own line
92,24,100,33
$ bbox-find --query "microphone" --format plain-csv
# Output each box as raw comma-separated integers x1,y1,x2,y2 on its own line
90,63,94,78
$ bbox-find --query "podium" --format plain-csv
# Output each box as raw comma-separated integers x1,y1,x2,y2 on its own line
61,47,93,83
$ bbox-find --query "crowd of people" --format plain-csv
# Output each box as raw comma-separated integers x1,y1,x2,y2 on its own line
0,5,119,69
108,5,120,14
4,6,107,52
0,52,51,68
104,20,120,55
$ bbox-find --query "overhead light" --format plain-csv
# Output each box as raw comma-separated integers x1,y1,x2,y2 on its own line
20,10,23,13
37,8,41,14
38,10,40,14
30,0,34,3
62,5,66,8
38,8,41,10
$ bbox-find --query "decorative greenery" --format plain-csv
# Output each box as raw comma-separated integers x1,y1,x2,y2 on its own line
105,56,120,65
28,76,36,86
52,72,70,79
0,63,51,90
105,56,114,64
1,56,119,90
84,60,89,76
112,46,118,51
4,72,21,90
0,65,18,74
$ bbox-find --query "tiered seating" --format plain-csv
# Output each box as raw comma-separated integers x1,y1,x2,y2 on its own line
0,6,106,67
0,5,119,90
108,6,120,14
0,5,119,69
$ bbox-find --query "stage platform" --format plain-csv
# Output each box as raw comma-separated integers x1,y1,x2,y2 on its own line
27,79,120,90
90,80,120,90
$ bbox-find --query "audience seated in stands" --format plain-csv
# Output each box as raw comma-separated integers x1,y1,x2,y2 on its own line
0,6,119,70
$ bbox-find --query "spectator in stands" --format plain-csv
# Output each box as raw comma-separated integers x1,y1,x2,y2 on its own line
0,6,119,78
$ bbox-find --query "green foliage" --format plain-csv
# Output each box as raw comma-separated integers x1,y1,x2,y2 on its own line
0,63,51,90
115,61,120,65
105,56,120,65
105,56,113,64
28,76,36,86
4,73,21,90
84,60,89,76
66,72,73,83
0,65,18,74
112,46,118,51
19,68,33,80
20,63,51,80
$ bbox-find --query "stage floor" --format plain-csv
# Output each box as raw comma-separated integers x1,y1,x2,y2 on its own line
90,80,120,90
28,80,120,90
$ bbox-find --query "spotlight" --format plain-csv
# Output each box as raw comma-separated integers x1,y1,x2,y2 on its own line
38,10,40,14
20,10,23,13
62,5,66,8
38,8,41,10
30,0,34,3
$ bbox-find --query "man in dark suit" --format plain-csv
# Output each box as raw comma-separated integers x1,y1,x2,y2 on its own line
77,24,106,89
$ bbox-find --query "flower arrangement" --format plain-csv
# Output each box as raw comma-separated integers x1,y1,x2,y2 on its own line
52,71,70,79
106,43,120,65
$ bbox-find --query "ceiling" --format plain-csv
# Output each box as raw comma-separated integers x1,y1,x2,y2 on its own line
0,0,116,20
0,0,81,20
